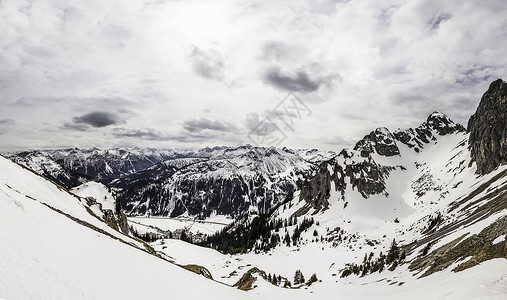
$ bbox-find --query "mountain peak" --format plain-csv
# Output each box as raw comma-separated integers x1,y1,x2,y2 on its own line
426,111,465,135
468,78,507,174
354,127,400,157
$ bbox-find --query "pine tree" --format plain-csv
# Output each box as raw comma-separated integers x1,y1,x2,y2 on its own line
294,270,305,285
399,250,406,262
386,239,400,264
284,232,291,246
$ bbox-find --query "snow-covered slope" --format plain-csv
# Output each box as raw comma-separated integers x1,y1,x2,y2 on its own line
0,154,252,299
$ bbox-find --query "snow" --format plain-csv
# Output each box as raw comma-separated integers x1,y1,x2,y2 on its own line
493,235,506,245
0,155,245,299
71,181,116,211
128,216,232,235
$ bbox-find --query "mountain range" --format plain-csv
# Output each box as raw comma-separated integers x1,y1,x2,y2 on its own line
2,79,507,299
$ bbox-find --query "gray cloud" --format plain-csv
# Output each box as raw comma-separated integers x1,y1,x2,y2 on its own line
113,128,169,140
428,13,451,31
0,119,16,126
113,127,224,143
62,123,89,131
260,42,288,60
262,67,336,93
187,46,225,81
245,113,280,136
72,111,119,128
0,119,16,135
183,118,238,133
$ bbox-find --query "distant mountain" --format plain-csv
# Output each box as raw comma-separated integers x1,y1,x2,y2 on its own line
112,146,335,218
7,147,198,188
8,146,336,218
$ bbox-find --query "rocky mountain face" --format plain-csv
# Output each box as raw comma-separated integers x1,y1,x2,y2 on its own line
299,111,465,211
113,146,328,218
468,78,507,174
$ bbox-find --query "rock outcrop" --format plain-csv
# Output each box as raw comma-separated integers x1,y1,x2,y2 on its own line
468,79,507,175
354,127,400,157
394,112,465,153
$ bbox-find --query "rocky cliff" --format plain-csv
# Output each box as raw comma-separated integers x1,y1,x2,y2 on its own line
468,78,507,175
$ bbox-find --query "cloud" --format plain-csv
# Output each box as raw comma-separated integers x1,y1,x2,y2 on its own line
62,123,89,131
245,113,280,136
183,118,238,133
0,119,16,126
260,42,288,60
262,67,336,93
0,119,16,135
72,111,119,128
2,0,507,151
187,46,225,81
428,13,451,31
112,128,170,140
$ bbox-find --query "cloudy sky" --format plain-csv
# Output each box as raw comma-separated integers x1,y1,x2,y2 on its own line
1,0,506,152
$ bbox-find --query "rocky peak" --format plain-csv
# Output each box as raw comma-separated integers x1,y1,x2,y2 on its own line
426,111,465,135
354,127,400,157
468,78,507,175
394,112,464,153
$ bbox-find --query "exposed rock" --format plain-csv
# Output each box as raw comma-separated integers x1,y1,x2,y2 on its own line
233,267,266,291
300,111,464,211
344,159,394,198
299,160,345,210
409,215,507,277
117,147,316,218
468,78,507,175
394,112,464,152
427,111,465,135
354,127,400,157
180,264,213,280
299,152,394,210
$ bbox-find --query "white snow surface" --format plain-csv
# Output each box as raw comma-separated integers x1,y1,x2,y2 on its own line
71,181,116,211
129,215,231,235
0,155,244,299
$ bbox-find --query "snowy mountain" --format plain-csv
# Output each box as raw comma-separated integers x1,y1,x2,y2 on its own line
7,147,200,188
113,146,332,218
9,146,335,219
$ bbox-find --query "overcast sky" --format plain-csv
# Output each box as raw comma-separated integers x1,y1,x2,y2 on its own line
1,0,506,152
